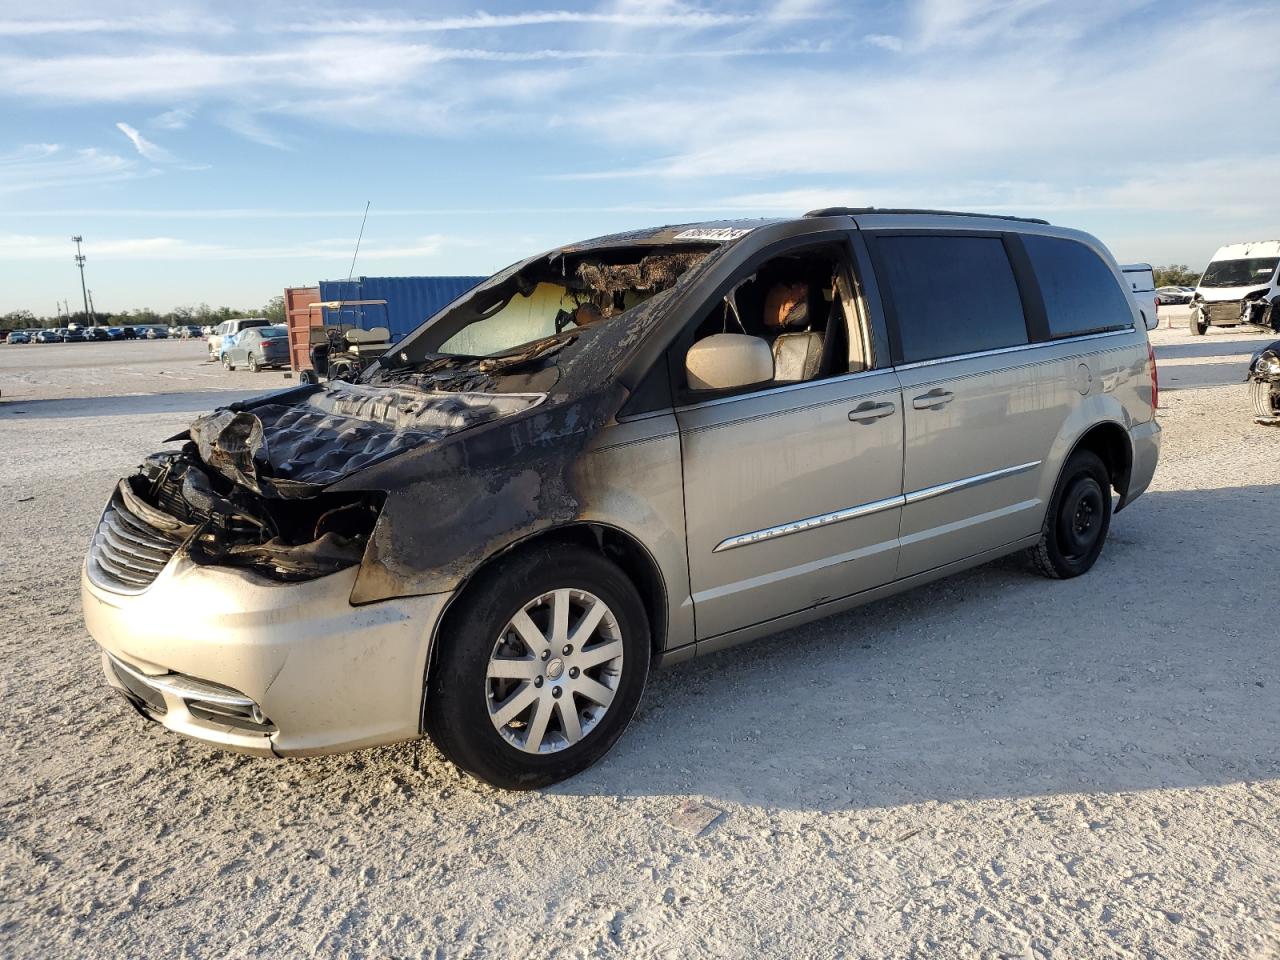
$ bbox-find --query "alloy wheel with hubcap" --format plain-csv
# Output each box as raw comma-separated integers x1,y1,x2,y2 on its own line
486,588,624,754
424,544,650,790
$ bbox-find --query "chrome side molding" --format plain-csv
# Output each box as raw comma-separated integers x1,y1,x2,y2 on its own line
712,495,903,553
903,461,1041,505
713,460,1042,553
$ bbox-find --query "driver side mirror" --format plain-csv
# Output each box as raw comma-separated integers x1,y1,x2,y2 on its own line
685,333,774,392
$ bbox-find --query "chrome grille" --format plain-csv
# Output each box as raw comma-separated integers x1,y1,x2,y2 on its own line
88,491,185,593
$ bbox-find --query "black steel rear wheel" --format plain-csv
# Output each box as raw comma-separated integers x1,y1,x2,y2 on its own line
1029,450,1112,579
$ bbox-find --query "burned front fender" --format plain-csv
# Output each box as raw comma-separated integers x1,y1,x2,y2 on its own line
329,388,624,604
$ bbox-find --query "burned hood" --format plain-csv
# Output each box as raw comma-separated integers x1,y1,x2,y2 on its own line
187,381,543,496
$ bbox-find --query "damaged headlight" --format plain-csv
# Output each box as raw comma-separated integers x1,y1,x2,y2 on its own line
1252,350,1280,381
136,449,383,582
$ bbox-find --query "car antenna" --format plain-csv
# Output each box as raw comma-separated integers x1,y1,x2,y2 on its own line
347,201,371,282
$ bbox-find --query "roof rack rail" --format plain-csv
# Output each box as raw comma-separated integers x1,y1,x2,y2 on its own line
804,206,1050,225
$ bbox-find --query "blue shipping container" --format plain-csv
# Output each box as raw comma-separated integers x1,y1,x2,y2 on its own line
317,275,485,344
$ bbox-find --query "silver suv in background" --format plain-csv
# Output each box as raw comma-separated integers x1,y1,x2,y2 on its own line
83,209,1160,788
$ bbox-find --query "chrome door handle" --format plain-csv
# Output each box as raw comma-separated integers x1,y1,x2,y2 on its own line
912,389,955,410
849,400,896,423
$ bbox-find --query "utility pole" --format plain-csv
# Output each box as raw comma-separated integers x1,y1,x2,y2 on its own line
72,235,92,325
88,289,97,322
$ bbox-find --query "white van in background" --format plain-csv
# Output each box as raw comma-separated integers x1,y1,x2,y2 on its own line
1120,263,1158,331
1189,241,1280,336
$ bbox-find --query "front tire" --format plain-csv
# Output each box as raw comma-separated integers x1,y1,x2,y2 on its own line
425,544,650,789
222,355,234,371
1029,450,1113,579
1251,378,1280,422
1189,307,1207,335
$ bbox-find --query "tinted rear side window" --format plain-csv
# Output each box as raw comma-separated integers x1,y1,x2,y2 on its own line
1024,235,1133,337
875,235,1028,363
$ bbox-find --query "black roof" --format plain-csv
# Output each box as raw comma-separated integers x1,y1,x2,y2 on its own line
805,206,1049,225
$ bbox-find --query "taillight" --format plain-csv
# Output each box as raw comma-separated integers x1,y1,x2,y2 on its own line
1148,341,1159,410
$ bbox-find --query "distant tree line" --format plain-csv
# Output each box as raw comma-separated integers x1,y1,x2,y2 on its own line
1,296,285,333
1153,264,1202,287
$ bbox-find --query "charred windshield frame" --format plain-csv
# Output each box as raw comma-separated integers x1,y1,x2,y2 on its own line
381,243,719,369
1200,257,1280,288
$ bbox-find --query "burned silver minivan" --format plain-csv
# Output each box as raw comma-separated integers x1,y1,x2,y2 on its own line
83,210,1160,788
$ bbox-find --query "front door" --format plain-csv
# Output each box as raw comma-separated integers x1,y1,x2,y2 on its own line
675,238,904,640
679,372,904,639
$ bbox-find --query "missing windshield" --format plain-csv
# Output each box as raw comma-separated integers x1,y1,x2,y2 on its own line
393,245,714,366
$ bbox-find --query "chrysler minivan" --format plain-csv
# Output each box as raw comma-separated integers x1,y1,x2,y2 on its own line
83,209,1160,788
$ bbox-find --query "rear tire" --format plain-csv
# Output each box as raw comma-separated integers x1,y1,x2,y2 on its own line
247,354,260,373
425,544,650,790
1029,450,1112,579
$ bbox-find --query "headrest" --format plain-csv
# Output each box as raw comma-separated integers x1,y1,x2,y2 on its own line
763,282,810,330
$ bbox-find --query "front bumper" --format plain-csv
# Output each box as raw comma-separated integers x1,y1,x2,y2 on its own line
83,557,448,756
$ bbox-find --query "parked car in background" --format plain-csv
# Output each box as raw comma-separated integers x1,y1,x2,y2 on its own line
208,317,270,360
62,328,88,343
105,327,124,340
1189,241,1280,335
1120,263,1158,330
201,325,214,336
83,209,1161,788
35,329,62,343
144,326,169,339
119,326,137,340
85,327,110,341
4,330,31,344
221,325,289,371
1156,285,1193,305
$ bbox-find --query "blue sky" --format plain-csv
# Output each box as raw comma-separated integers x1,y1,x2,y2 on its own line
2,0,1279,314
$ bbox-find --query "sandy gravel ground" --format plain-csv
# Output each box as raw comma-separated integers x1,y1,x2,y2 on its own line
0,333,1277,959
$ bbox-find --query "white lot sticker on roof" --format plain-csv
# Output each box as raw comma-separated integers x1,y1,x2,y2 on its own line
673,227,753,242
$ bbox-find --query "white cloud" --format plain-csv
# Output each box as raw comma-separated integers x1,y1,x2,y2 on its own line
0,14,233,36
286,8,799,34
115,122,174,162
864,33,903,51
0,232,450,262
0,142,145,193
151,107,194,130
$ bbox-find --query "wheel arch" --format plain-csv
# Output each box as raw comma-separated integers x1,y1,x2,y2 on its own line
1062,419,1135,511
421,522,669,732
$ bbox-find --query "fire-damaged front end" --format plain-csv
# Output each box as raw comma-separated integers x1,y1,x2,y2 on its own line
83,381,542,756
82,222,739,757
1248,340,1280,425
